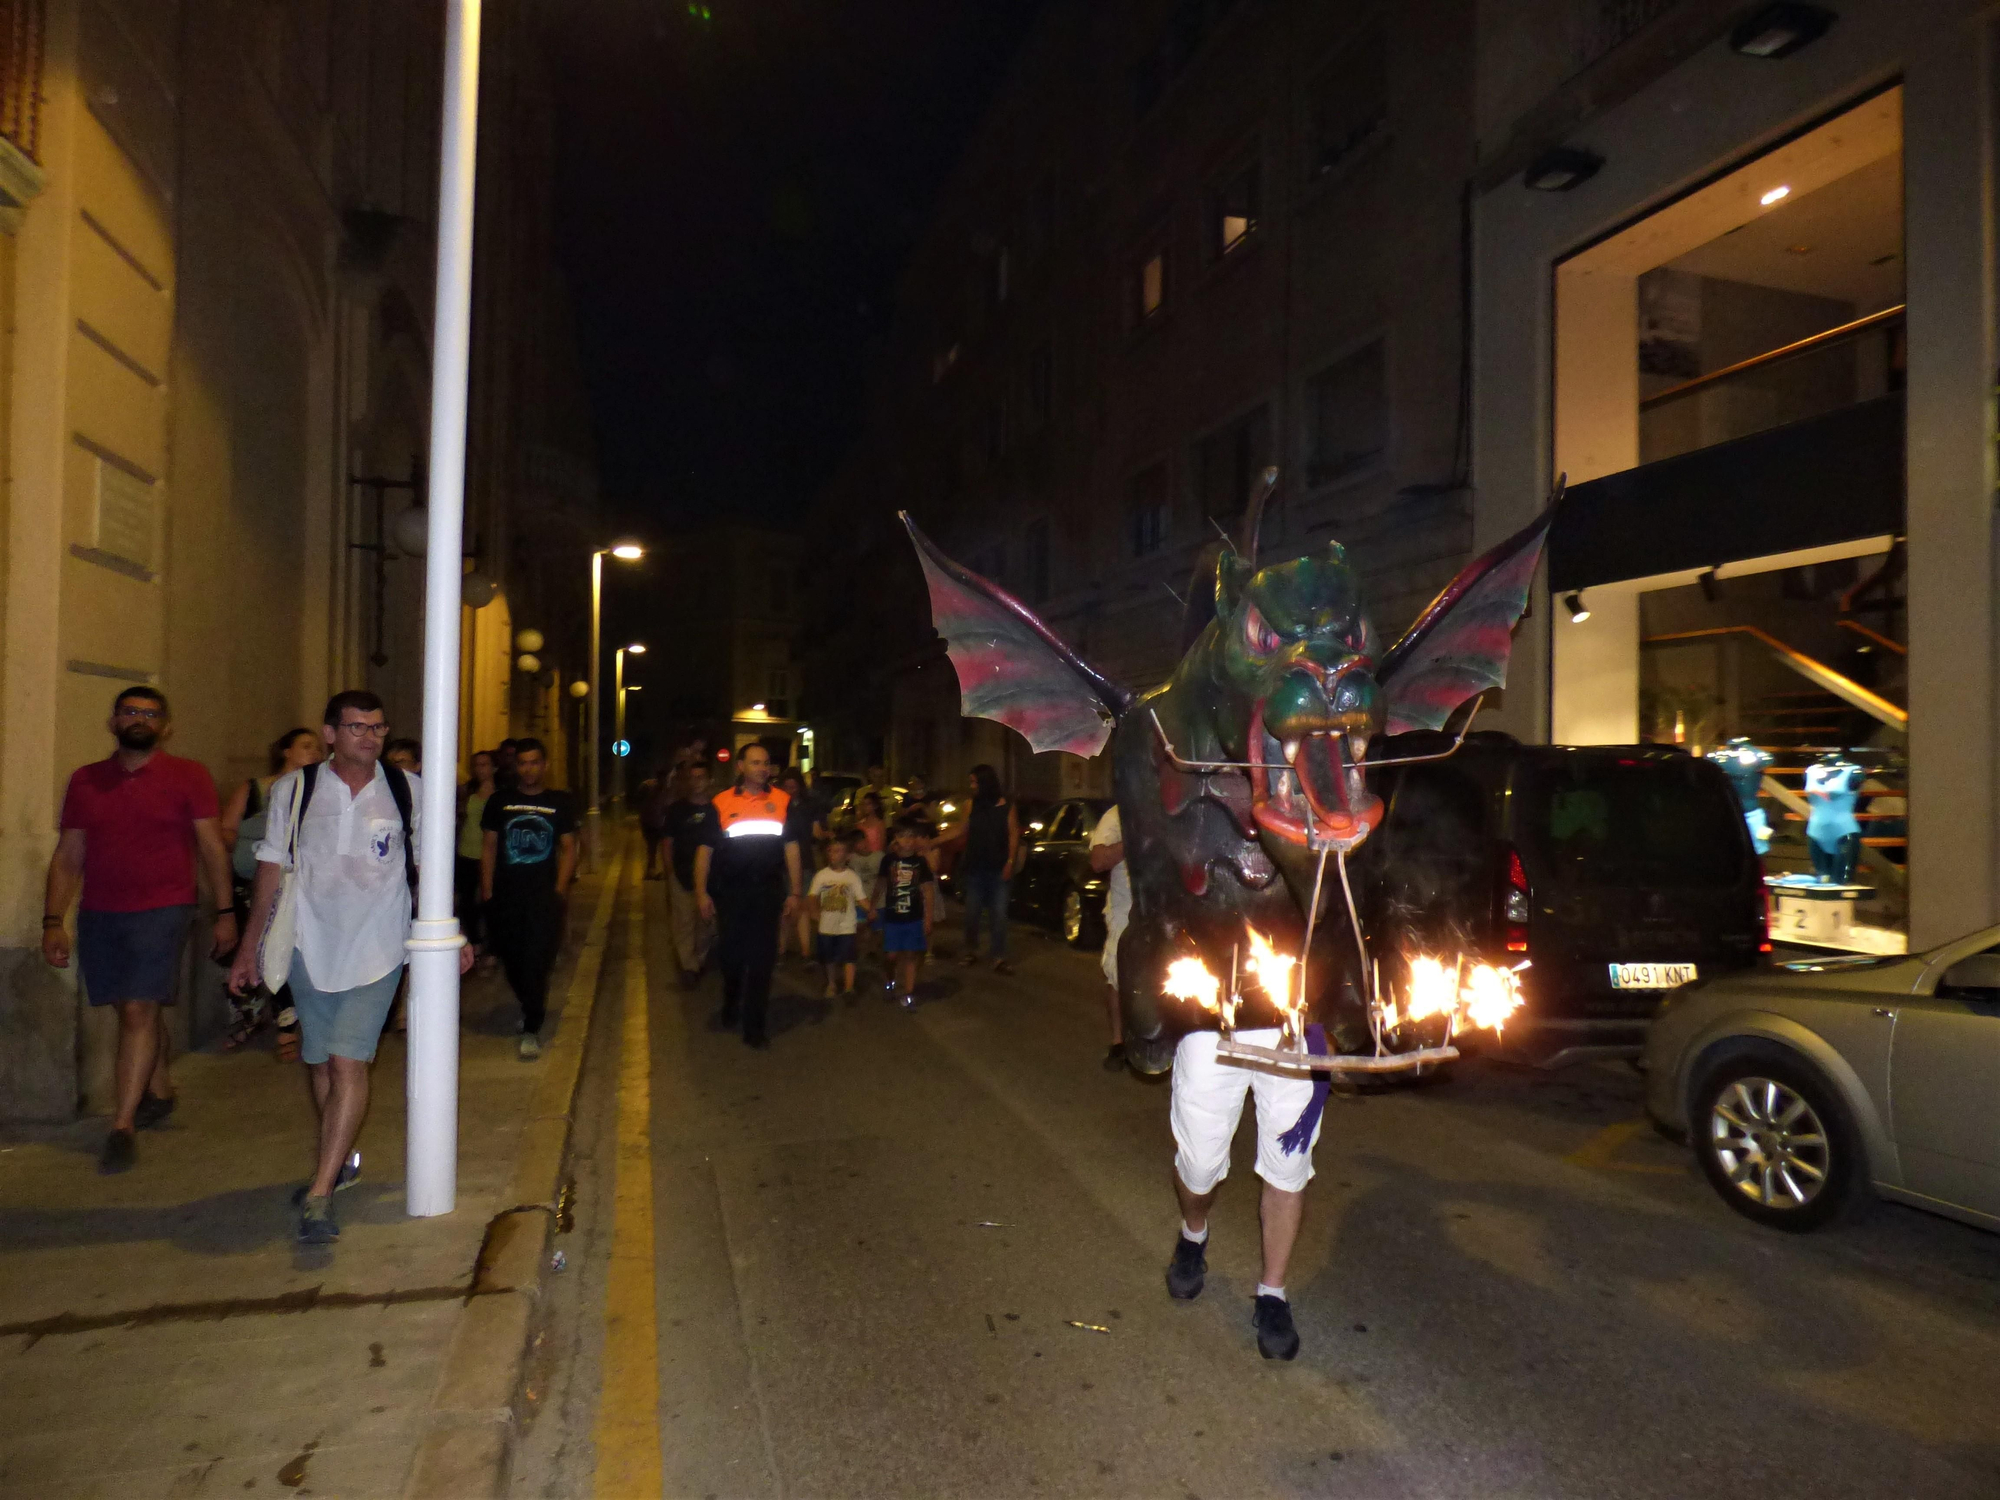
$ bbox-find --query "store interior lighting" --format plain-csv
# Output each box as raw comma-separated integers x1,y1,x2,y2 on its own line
1562,591,1591,624
1730,4,1836,60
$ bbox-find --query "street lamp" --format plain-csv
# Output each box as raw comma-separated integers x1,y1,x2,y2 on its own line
613,642,646,812
588,542,645,859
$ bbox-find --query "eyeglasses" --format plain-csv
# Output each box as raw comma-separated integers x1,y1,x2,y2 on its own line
337,721,392,737
114,707,165,722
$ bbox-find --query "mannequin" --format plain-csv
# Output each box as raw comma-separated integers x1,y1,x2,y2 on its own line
1802,751,1865,884
1707,738,1772,855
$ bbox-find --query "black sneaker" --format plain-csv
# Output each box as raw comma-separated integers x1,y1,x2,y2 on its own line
1102,1043,1127,1072
133,1092,176,1130
98,1129,136,1175
1165,1233,1206,1300
1252,1294,1299,1360
297,1194,340,1244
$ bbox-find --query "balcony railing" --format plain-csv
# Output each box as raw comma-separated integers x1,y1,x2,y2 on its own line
0,0,44,162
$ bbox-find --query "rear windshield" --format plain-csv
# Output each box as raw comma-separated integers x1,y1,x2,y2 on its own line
1522,758,1745,888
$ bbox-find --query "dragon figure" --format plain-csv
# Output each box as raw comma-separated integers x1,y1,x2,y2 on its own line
902,470,1553,1073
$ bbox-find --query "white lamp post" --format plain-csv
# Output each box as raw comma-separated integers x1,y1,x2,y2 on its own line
587,544,644,863
405,0,482,1219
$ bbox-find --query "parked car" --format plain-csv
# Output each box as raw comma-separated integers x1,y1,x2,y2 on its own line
1009,797,1113,946
1355,734,1767,1065
1644,925,2000,1233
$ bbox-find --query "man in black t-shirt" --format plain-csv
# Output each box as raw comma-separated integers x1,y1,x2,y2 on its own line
479,738,578,1059
663,762,715,987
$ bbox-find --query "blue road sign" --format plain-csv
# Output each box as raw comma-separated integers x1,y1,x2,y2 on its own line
612,739,631,758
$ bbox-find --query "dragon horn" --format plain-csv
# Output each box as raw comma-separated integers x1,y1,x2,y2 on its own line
1239,467,1280,567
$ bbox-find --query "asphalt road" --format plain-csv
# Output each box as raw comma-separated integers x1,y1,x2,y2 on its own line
514,888,2000,1499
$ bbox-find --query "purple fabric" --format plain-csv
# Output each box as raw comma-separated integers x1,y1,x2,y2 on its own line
1277,1023,1331,1155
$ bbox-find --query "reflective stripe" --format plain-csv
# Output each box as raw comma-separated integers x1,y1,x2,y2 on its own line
724,819,785,838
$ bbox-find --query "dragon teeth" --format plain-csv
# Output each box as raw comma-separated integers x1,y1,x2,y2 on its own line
1281,738,1301,765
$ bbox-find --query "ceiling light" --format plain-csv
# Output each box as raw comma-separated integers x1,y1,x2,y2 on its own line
1523,147,1604,193
1760,185,1791,206
1562,591,1592,624
1730,4,1836,59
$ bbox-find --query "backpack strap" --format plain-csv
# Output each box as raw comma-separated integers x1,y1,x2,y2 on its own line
287,764,319,867
385,764,418,894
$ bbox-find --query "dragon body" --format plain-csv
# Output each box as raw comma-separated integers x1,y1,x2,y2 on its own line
903,471,1553,1073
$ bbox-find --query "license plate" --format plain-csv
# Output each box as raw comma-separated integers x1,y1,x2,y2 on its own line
1608,962,1697,990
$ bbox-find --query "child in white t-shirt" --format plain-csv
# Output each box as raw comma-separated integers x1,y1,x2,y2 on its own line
808,837,872,999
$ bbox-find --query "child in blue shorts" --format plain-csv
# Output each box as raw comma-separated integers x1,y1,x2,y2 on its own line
874,821,935,1010
808,836,872,999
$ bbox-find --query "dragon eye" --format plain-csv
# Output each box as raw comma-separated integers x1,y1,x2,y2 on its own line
1244,606,1281,655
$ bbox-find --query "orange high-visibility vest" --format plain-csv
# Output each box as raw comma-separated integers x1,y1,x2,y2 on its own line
712,783,790,840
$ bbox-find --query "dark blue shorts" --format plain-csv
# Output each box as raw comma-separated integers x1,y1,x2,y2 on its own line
882,919,928,954
816,931,857,964
77,905,193,1005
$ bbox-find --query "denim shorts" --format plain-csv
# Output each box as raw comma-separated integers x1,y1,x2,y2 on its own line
77,905,192,1005
881,919,928,954
815,931,857,964
290,953,404,1064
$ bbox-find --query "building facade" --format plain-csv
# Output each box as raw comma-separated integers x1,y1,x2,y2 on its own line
802,0,1479,801
0,0,597,1119
1471,0,1991,952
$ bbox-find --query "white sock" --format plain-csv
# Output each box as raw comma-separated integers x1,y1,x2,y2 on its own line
1256,1283,1286,1301
1181,1221,1208,1244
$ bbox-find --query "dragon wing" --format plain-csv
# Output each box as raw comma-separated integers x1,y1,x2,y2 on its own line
902,513,1131,757
1376,487,1560,735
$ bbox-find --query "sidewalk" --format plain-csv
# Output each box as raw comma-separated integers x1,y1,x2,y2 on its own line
0,851,624,1499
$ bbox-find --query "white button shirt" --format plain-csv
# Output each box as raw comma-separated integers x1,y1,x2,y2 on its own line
255,761,419,991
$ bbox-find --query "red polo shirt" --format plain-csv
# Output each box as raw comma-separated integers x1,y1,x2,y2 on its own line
60,752,220,912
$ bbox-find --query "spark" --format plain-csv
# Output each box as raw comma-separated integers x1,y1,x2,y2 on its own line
1163,957,1221,1013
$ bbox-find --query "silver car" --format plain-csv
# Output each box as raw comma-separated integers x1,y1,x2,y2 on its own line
1644,925,2000,1233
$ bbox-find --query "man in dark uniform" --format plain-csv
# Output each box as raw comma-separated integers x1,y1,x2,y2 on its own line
694,742,806,1049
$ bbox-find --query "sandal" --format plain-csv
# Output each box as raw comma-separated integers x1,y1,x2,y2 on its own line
274,1028,301,1064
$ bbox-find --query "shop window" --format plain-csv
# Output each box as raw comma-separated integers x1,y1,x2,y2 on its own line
1129,462,1170,557
1207,156,1260,259
1308,23,1389,181
1304,340,1387,486
1195,405,1270,523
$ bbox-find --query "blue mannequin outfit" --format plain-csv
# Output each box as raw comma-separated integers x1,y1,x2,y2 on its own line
1708,739,1772,855
1803,757,1866,884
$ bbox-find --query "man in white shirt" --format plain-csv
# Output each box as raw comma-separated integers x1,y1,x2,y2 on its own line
230,690,469,1244
1089,804,1130,1071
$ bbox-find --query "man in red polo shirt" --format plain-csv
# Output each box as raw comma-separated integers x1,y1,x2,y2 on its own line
42,686,235,1172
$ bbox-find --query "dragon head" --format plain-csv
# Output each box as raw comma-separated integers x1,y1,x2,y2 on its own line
1206,542,1386,861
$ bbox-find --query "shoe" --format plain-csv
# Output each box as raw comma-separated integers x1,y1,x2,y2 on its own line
897,991,916,1011
993,959,1016,977
98,1129,136,1175
1165,1233,1206,1300
957,951,979,967
744,1034,771,1051
133,1091,176,1130
1102,1043,1127,1072
291,1152,362,1206
518,1034,543,1060
297,1194,340,1244
1253,1295,1300,1360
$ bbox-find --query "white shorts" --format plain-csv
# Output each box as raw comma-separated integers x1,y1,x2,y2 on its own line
1170,1029,1323,1195
1100,908,1128,986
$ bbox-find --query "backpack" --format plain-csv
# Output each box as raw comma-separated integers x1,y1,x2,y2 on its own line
294,762,418,896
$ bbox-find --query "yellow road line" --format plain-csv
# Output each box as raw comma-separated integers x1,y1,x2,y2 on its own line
593,848,663,1497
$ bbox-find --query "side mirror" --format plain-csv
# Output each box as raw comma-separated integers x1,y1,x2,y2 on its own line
1941,954,2000,994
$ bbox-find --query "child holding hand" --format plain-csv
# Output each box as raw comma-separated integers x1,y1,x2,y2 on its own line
808,836,871,999
874,820,935,1010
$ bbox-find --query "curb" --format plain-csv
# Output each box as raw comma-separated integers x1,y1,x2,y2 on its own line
401,846,628,1499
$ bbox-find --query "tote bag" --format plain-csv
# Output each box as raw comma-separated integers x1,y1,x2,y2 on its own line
257,766,313,993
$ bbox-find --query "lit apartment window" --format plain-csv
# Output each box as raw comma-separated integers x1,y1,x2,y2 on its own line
1309,23,1389,181
1195,405,1270,522
1134,250,1167,322
1129,462,1170,556
1304,340,1387,486
1208,157,1260,258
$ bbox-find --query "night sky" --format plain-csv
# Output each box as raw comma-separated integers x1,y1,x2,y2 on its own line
549,0,1043,532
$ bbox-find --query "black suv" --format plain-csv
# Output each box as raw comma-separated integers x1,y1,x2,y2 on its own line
1354,733,1766,1065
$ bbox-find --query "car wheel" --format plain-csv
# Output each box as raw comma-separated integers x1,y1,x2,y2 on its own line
1061,886,1102,949
1692,1045,1865,1232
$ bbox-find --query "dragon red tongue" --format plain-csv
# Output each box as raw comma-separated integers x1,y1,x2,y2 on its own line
1296,733,1353,832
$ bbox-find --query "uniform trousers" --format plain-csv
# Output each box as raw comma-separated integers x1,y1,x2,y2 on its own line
714,893,782,1044
488,890,562,1035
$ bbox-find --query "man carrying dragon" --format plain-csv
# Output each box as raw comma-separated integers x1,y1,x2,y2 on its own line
904,470,1551,1359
